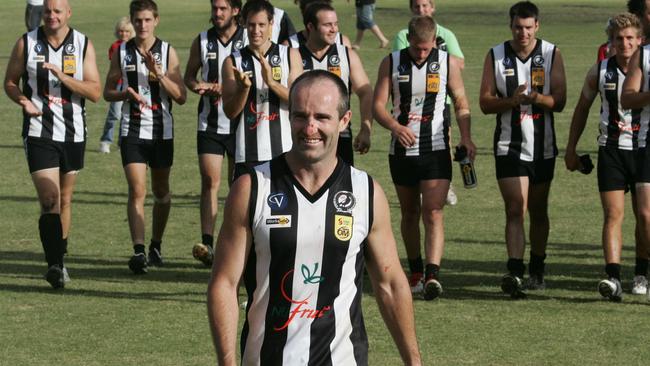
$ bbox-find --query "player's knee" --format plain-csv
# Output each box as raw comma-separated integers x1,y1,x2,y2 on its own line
504,203,525,220
201,173,220,190
400,205,421,223
421,208,444,226
39,195,58,213
153,191,171,205
128,185,147,201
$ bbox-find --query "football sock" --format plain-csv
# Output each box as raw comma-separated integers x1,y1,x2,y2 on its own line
634,257,648,276
62,237,68,254
149,240,161,253
529,252,546,276
39,213,64,267
202,234,214,248
605,263,621,280
408,256,424,274
507,258,525,278
133,244,146,255
425,263,440,279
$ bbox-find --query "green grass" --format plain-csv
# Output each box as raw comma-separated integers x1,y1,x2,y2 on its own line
1,0,650,365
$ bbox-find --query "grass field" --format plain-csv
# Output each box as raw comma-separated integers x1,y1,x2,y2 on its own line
2,0,650,365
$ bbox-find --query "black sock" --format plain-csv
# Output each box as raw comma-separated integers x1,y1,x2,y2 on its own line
635,257,649,276
133,244,146,255
605,263,621,280
425,263,440,279
202,234,214,248
529,252,546,276
62,237,68,254
149,240,161,253
507,258,525,278
39,214,64,267
408,256,424,274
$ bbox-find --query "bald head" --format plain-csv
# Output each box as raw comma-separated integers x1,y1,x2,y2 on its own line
43,0,72,32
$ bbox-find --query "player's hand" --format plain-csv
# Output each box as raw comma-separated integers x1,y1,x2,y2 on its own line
564,149,581,171
459,137,477,161
194,82,222,97
512,83,528,106
42,63,64,80
353,127,371,154
258,52,274,85
519,89,539,105
20,99,42,117
125,86,147,105
232,67,252,89
144,51,164,80
392,125,416,148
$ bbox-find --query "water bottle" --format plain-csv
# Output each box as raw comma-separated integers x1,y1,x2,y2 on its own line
454,145,477,189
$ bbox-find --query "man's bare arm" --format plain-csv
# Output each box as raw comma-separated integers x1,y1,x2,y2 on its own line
565,64,598,171
448,56,476,160
349,48,373,154
621,49,650,109
4,37,41,116
222,56,250,119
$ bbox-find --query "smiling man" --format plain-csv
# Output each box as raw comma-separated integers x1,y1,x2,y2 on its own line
479,0,566,298
208,70,421,366
4,0,101,288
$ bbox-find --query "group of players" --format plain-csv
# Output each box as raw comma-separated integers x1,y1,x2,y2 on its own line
5,0,650,362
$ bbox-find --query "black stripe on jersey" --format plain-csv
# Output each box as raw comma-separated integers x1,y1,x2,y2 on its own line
239,50,260,162
529,42,546,160
308,163,352,366
241,170,259,358
203,28,221,131
299,44,314,71
633,52,644,149
124,40,142,139
604,58,621,147
150,39,164,139
420,49,440,153
37,29,54,139
395,49,413,156
22,33,32,138
61,35,75,142
501,43,523,158
260,158,299,365
268,45,284,158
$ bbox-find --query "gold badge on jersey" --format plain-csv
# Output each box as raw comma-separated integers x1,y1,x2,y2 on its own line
63,55,76,75
206,52,217,60
604,83,617,91
426,73,440,93
328,66,341,77
272,66,282,81
503,69,515,77
531,68,545,87
334,215,353,242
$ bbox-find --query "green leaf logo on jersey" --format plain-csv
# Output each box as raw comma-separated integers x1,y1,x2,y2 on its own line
301,263,325,284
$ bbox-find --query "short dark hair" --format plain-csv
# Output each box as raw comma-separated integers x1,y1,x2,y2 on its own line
289,70,349,119
509,1,539,26
242,0,274,22
130,0,159,19
303,2,335,29
210,0,242,24
297,0,332,16
628,0,647,17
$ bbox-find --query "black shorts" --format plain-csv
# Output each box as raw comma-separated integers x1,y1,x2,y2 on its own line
120,138,173,169
389,150,452,186
24,137,85,174
197,132,234,157
495,155,555,184
635,147,650,183
337,135,354,166
598,145,636,193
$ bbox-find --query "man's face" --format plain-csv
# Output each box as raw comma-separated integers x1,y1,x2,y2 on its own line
132,10,159,41
212,0,239,31
510,16,538,48
411,0,434,17
246,11,272,48
290,79,349,164
613,27,642,59
43,0,71,32
311,10,339,46
408,38,435,63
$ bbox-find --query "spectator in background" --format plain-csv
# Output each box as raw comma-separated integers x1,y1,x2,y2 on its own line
25,0,44,31
350,0,389,49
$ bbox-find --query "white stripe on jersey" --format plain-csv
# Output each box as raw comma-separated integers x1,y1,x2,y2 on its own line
492,40,556,161
639,45,650,148
120,40,173,140
272,8,285,44
24,28,87,142
598,58,634,150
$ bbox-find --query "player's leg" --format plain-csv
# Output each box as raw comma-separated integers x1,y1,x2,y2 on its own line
498,176,529,298
58,170,77,283
631,192,649,294
124,162,148,274
149,166,171,266
527,180,551,289
195,153,223,265
420,177,450,300
597,190,626,301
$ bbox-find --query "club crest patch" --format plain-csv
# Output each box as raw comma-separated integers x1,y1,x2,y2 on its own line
334,215,353,241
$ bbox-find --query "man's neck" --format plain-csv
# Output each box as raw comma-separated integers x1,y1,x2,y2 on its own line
285,153,338,195
136,36,157,52
615,53,632,72
249,40,272,56
44,26,70,47
510,38,537,59
306,37,330,57
216,22,238,44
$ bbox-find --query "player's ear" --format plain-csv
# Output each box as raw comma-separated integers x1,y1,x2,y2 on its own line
338,110,352,133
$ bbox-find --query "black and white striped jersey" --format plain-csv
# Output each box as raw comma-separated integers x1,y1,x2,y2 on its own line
119,38,173,140
231,43,292,163
491,39,557,161
637,45,650,148
272,7,296,45
389,48,450,156
242,155,373,366
197,25,248,135
597,56,640,150
299,43,352,138
22,27,88,142
289,31,345,49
